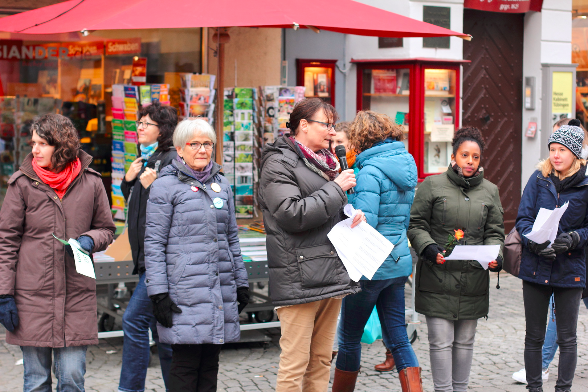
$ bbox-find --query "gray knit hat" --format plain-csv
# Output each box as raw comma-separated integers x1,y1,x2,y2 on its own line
548,125,584,158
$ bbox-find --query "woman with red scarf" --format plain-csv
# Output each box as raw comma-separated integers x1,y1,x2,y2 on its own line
0,114,115,391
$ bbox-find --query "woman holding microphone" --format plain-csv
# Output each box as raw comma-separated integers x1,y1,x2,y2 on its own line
259,98,363,392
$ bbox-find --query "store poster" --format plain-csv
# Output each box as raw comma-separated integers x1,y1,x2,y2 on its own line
426,141,449,173
552,71,573,119
431,124,454,142
373,70,397,94
131,57,147,86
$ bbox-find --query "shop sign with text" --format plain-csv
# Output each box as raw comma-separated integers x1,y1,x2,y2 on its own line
105,39,141,56
0,40,66,61
464,0,543,13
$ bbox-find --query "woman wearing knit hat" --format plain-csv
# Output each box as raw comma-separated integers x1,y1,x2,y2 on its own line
515,123,588,392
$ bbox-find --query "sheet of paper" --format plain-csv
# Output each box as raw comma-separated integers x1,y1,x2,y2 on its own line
69,238,96,279
443,245,501,270
328,217,394,281
524,202,569,247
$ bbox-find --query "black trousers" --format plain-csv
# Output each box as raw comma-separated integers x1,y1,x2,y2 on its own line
169,344,222,392
522,280,582,390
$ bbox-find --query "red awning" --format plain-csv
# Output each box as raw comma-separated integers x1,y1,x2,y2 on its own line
0,0,470,39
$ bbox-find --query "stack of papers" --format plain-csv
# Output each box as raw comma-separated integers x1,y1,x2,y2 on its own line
444,245,501,270
327,205,394,282
524,202,569,247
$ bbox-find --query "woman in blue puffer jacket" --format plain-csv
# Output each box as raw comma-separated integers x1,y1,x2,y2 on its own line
332,111,422,392
145,119,249,391
516,124,588,392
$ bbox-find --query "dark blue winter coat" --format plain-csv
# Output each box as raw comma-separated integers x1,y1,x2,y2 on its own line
145,160,249,345
351,139,417,280
516,169,588,288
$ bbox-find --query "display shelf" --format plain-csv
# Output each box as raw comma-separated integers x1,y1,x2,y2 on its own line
364,93,409,97
425,93,455,98
357,60,461,180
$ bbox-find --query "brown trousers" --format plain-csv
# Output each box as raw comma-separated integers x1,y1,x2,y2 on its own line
275,297,342,392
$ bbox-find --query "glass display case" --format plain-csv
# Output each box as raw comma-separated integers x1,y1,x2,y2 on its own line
296,59,337,106
356,59,464,179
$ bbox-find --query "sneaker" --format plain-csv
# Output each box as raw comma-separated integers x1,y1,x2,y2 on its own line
512,368,549,384
512,368,527,383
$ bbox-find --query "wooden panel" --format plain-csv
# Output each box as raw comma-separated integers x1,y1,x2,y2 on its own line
462,10,524,231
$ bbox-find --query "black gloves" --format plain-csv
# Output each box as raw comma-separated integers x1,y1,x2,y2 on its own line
551,232,580,254
65,235,94,257
489,255,503,272
150,293,182,328
237,287,250,314
528,240,556,261
0,294,18,332
422,244,444,264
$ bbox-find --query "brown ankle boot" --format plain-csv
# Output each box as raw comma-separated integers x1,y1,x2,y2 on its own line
399,367,423,392
374,349,395,372
331,368,359,392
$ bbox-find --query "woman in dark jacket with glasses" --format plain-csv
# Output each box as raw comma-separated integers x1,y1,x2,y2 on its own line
118,102,177,392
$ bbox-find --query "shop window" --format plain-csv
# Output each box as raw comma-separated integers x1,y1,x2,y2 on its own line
361,67,411,151
296,59,337,107
356,60,463,180
0,28,202,206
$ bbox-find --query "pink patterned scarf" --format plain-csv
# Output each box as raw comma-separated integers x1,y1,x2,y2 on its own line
290,137,340,181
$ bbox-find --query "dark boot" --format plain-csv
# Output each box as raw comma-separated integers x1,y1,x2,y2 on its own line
554,388,569,392
526,388,543,392
331,368,359,392
374,349,395,372
399,367,423,392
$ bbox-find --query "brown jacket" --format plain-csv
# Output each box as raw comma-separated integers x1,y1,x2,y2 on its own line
0,150,115,347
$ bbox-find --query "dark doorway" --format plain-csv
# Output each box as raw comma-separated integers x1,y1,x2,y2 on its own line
463,9,524,231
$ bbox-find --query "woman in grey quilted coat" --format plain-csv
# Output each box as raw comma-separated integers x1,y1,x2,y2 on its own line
145,118,249,391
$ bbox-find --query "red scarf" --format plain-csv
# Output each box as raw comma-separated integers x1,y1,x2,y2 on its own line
32,158,82,200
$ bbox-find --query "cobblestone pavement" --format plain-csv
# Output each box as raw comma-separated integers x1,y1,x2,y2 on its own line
3,273,588,391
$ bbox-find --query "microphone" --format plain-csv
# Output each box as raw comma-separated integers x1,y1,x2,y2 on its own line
334,145,355,194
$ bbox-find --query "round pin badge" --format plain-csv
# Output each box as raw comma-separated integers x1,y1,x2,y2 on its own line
191,186,199,192
213,197,224,209
211,183,221,193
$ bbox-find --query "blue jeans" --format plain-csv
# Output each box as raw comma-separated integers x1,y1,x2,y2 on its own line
336,277,419,372
119,273,173,392
541,295,588,370
542,295,557,370
21,345,87,392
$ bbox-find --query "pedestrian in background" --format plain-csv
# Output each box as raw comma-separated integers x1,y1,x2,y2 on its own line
516,123,588,392
332,111,421,392
0,113,115,391
118,102,178,392
145,119,249,391
408,127,504,392
259,98,363,392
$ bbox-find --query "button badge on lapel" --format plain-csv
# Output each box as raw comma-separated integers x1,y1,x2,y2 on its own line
213,197,224,209
211,183,221,193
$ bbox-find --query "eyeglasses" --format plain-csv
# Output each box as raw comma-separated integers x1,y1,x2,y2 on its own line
306,119,335,131
136,121,159,129
186,142,214,151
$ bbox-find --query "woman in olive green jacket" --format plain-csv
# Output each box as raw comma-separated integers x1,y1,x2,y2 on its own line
408,127,505,392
